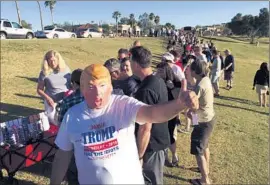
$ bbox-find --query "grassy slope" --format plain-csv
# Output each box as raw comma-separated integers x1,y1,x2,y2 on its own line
0,37,268,184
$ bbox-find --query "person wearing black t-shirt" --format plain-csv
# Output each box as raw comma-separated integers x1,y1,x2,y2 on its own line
130,46,170,185
224,49,235,90
156,62,181,167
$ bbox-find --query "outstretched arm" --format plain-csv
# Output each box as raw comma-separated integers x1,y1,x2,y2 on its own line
136,90,198,124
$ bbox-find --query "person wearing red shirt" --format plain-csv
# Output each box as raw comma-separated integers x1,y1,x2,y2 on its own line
186,43,192,52
170,50,184,71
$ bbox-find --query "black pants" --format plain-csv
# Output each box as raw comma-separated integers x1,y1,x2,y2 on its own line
168,117,177,144
66,154,78,185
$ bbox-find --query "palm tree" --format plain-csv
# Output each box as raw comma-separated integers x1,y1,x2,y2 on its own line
112,11,121,36
37,1,44,31
14,1,21,25
165,22,172,29
129,13,136,28
44,0,57,25
154,16,160,35
149,13,155,31
154,15,160,25
149,13,155,22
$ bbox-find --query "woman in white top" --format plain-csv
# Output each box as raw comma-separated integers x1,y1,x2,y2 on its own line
161,52,186,82
210,50,222,96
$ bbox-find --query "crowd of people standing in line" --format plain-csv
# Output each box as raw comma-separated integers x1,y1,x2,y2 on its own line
35,31,267,185
172,31,268,107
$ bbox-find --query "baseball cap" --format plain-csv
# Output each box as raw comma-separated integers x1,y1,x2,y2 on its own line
162,52,175,63
80,64,111,87
104,58,121,72
71,69,83,85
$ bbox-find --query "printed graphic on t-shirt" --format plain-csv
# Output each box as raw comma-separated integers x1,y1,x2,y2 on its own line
81,123,120,160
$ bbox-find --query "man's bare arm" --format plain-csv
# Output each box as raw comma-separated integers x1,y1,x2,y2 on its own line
136,91,198,124
137,123,152,160
225,63,233,70
50,149,73,185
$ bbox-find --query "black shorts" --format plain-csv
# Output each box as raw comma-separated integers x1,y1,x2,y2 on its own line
190,117,216,155
224,71,233,81
168,117,178,144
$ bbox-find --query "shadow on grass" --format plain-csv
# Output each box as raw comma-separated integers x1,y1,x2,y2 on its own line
153,54,162,59
227,36,251,43
164,173,190,183
201,36,242,44
20,159,53,179
16,76,38,83
0,156,54,184
0,177,38,185
227,36,269,45
215,95,258,106
152,54,163,68
15,94,42,101
214,102,268,116
19,157,76,185
0,103,43,122
152,61,160,68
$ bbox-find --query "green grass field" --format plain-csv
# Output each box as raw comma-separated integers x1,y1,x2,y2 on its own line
0,37,268,185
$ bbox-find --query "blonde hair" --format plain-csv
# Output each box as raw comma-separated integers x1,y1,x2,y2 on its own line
133,40,141,47
41,50,67,76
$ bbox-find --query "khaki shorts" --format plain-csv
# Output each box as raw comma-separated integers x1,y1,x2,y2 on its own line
256,85,268,94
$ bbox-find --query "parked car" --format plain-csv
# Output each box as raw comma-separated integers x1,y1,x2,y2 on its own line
35,26,76,39
76,28,105,38
0,19,35,39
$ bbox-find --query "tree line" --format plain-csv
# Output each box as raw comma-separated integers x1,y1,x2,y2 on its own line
112,11,176,36
227,7,269,43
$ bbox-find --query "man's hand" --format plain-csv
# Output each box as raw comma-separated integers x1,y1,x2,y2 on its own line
252,86,255,90
136,80,198,124
178,80,199,111
179,91,199,111
46,97,55,107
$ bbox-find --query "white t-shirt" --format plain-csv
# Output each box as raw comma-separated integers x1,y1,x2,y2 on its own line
171,64,186,81
55,94,146,184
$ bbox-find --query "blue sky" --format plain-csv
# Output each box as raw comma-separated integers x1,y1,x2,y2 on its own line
1,1,268,31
